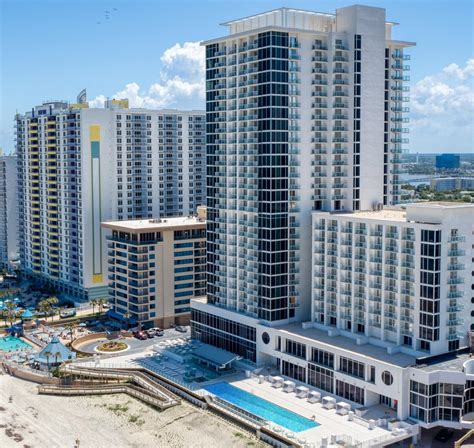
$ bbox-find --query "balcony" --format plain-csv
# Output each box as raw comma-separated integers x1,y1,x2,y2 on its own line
447,318,463,326
448,249,465,257
448,263,465,271
447,277,464,285
448,235,466,243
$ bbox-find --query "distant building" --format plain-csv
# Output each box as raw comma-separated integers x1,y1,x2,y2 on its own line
436,153,460,170
15,98,205,300
0,153,18,268
430,177,474,192
102,208,206,329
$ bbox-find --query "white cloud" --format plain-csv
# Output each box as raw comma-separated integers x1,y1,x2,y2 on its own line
89,41,205,110
411,59,474,134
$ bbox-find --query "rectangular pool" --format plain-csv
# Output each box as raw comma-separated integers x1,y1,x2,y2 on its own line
203,382,319,432
0,336,31,352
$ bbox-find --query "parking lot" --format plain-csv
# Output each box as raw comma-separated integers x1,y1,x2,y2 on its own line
76,325,191,355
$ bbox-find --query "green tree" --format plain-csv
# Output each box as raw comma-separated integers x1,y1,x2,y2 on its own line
53,351,61,366
44,351,52,369
47,296,59,321
65,322,77,345
37,299,52,319
97,298,107,315
0,309,8,326
90,298,99,316
5,301,19,327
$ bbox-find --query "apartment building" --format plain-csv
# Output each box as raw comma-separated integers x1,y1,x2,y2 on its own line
311,203,473,357
430,177,474,192
15,97,205,300
102,209,206,328
191,4,474,431
193,202,474,427
0,153,18,268
202,5,414,332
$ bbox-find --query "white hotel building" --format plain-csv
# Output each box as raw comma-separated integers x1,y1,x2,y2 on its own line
16,98,205,300
192,5,474,430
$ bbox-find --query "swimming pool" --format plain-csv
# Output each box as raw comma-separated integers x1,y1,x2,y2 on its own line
0,336,32,352
203,382,319,432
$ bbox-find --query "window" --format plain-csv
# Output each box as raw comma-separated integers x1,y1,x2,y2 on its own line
311,348,334,369
282,360,306,382
308,363,334,393
382,370,393,386
336,380,364,405
339,357,365,379
285,339,306,359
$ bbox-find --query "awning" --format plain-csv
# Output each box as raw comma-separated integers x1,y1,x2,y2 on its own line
193,344,241,368
106,309,137,324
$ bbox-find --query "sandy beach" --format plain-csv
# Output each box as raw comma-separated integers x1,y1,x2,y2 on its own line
0,374,267,448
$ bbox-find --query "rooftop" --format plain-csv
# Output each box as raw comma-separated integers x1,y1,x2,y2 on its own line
275,322,417,368
315,201,474,223
414,349,471,373
221,7,335,25
101,216,206,232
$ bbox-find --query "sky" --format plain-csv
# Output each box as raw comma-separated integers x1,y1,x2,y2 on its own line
0,0,473,154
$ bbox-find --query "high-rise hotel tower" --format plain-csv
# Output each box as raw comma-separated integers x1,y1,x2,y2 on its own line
16,97,204,300
193,6,474,429
199,4,413,336
0,153,18,268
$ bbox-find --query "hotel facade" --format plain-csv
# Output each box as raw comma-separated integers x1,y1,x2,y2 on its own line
192,5,474,430
15,98,205,300
0,154,19,268
102,209,206,328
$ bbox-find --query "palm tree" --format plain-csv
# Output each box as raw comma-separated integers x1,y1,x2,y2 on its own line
5,301,17,327
0,309,8,326
53,351,61,367
44,350,52,370
90,298,99,316
37,299,52,319
47,296,59,321
65,322,77,345
97,298,107,315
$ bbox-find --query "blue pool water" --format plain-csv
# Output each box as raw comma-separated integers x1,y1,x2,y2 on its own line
203,382,319,432
0,336,31,352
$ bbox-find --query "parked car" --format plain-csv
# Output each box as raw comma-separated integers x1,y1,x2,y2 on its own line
146,329,156,338
153,327,164,336
60,309,76,318
434,428,454,442
133,330,148,340
175,326,187,333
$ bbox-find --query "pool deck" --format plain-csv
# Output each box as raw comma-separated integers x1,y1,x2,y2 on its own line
69,345,417,447
225,376,400,446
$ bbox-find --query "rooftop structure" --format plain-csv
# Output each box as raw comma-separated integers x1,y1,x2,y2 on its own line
35,336,75,369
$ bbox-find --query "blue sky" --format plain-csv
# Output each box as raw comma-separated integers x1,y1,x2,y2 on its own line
1,0,473,153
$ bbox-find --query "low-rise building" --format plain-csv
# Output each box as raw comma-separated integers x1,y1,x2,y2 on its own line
430,177,474,192
102,209,206,329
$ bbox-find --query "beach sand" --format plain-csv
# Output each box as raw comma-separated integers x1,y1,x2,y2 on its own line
0,374,267,448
